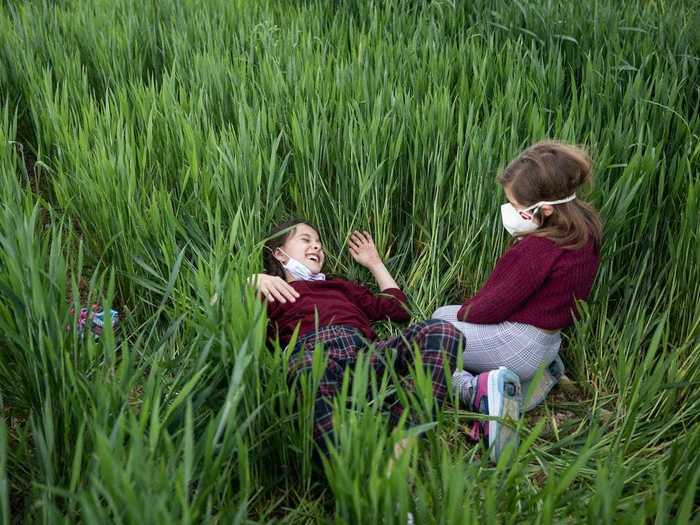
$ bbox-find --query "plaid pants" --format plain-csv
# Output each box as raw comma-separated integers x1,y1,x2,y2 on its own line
289,320,462,453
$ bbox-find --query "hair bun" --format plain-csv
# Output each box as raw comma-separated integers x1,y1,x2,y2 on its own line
551,142,592,193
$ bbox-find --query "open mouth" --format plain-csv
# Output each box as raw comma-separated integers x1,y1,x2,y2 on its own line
306,254,320,263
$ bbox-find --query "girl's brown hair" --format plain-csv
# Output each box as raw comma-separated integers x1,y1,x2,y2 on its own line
497,141,603,251
262,218,319,279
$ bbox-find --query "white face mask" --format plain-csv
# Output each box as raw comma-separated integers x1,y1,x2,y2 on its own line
500,194,577,236
279,249,326,281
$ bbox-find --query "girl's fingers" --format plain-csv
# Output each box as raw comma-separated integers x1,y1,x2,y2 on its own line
351,231,368,246
364,231,373,243
289,285,301,299
269,287,287,303
258,276,299,303
273,281,298,301
277,278,300,298
280,285,298,302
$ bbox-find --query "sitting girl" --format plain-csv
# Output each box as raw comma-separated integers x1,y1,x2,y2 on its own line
433,141,603,444
252,220,468,455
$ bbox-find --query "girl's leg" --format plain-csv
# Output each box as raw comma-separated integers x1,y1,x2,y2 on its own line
431,304,462,323
432,306,560,381
374,319,462,421
432,306,561,409
289,326,365,454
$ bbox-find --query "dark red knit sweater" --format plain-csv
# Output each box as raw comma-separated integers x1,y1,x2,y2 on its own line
266,278,410,343
458,235,600,330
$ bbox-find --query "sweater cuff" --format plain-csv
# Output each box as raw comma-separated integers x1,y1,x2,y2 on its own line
380,287,407,302
457,302,469,322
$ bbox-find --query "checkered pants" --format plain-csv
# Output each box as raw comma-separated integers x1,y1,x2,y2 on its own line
289,320,462,453
432,305,561,380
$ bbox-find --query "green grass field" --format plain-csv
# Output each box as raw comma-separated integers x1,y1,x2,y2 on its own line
1,0,699,522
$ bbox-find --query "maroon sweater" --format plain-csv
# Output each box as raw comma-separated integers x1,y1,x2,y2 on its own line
458,235,600,330
266,278,410,343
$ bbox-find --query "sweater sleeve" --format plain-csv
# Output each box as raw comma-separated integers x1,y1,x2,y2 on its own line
265,297,281,320
458,237,559,324
345,282,411,323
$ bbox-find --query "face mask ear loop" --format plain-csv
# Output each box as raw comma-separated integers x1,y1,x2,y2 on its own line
523,193,576,215
519,202,541,219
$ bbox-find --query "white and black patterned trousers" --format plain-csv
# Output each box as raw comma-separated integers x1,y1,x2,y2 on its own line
431,305,561,381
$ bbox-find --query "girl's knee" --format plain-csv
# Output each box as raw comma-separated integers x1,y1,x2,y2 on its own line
431,305,460,321
289,352,342,380
423,318,459,336
418,320,462,361
289,353,314,376
431,306,447,319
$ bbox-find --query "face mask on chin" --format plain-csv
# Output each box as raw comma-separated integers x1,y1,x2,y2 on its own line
279,249,326,281
500,194,577,237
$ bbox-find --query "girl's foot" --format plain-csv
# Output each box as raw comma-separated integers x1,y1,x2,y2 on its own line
469,366,522,462
522,355,565,412
452,370,477,408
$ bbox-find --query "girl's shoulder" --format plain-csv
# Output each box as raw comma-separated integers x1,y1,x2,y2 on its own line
510,234,559,254
513,234,599,264
517,234,597,252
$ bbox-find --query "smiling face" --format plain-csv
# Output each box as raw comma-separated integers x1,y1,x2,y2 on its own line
273,223,325,275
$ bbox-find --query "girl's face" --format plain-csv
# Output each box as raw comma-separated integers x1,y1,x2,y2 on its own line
503,185,524,209
273,223,325,274
503,184,553,218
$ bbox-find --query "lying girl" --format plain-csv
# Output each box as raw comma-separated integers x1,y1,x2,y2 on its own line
252,220,512,456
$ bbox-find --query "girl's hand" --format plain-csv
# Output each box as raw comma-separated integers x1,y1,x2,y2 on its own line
348,231,382,269
249,273,300,303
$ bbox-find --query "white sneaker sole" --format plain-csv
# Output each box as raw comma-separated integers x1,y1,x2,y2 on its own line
487,366,522,462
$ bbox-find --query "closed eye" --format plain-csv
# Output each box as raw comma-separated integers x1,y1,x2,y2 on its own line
300,235,322,247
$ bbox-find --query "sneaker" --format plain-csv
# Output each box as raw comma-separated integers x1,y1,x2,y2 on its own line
521,355,565,412
469,366,522,463
71,304,120,339
90,308,120,337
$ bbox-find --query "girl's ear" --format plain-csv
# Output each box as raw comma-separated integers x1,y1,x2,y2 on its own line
541,204,554,217
272,247,287,263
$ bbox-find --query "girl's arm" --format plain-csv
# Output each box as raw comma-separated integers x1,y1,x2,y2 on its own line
458,236,557,323
347,231,399,291
346,230,409,322
345,283,410,323
249,273,300,303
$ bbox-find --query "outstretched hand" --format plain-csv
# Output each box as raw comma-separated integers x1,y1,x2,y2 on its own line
348,231,382,270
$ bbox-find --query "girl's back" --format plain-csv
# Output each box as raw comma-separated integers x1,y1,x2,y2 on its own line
459,234,600,330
